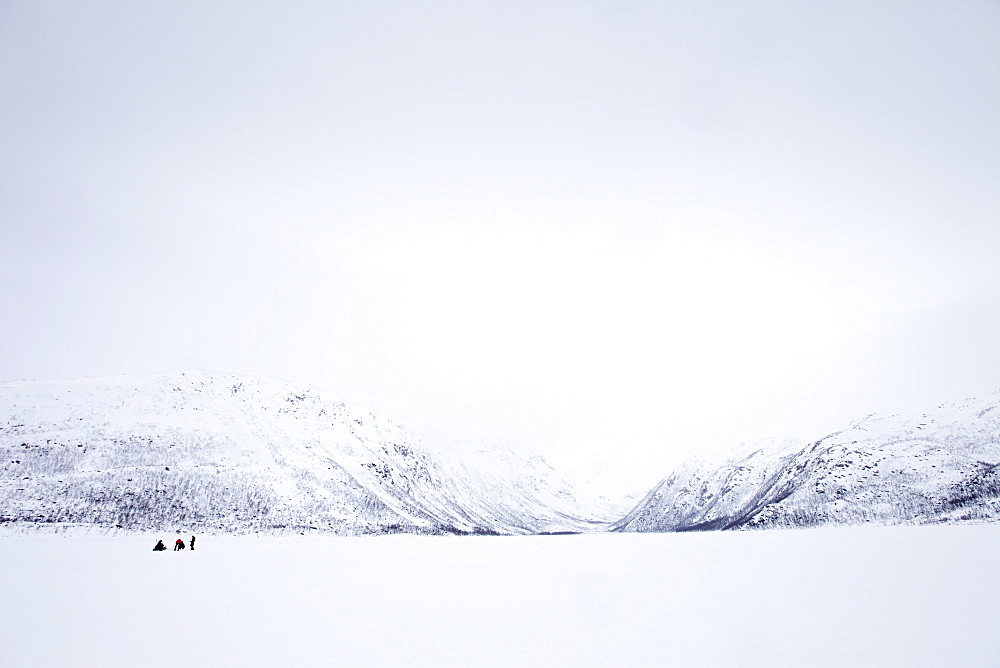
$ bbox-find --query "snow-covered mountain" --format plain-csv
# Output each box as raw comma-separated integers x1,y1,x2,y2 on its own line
614,393,1000,532
0,371,619,535
7,372,1000,536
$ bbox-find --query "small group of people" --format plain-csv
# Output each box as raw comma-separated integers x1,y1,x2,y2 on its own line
152,535,196,551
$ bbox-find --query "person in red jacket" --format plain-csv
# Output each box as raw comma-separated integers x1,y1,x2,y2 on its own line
174,538,186,551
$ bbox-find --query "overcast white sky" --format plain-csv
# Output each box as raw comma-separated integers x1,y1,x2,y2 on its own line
2,1,999,486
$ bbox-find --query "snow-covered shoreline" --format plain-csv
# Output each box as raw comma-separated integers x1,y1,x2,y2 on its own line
2,525,998,666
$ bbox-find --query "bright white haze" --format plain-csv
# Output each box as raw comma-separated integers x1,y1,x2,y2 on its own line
1,1,999,490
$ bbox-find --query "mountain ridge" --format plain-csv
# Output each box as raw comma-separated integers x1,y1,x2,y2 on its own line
613,392,1000,532
5,371,1000,535
0,371,619,535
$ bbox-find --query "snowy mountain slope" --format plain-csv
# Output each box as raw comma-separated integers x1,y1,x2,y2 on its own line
614,393,1000,531
0,371,616,535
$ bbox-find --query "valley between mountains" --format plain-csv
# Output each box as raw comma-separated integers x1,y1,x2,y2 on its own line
3,371,1000,535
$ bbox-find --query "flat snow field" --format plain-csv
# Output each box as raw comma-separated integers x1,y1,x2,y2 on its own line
2,526,999,667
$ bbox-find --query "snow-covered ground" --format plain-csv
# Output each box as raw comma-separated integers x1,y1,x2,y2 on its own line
2,526,998,667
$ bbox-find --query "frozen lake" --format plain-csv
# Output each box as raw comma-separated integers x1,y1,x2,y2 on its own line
2,526,998,666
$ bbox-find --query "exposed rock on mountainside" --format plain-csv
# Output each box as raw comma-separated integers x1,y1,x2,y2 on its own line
0,372,617,535
6,372,1000,536
614,394,1000,532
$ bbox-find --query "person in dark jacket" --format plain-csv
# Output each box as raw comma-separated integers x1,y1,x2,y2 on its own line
174,538,185,551
190,535,196,551
153,540,166,551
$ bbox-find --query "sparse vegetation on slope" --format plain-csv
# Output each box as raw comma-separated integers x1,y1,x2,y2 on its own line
0,372,616,535
614,394,1000,531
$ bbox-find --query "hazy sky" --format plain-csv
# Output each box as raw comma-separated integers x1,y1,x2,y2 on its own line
2,1,999,486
